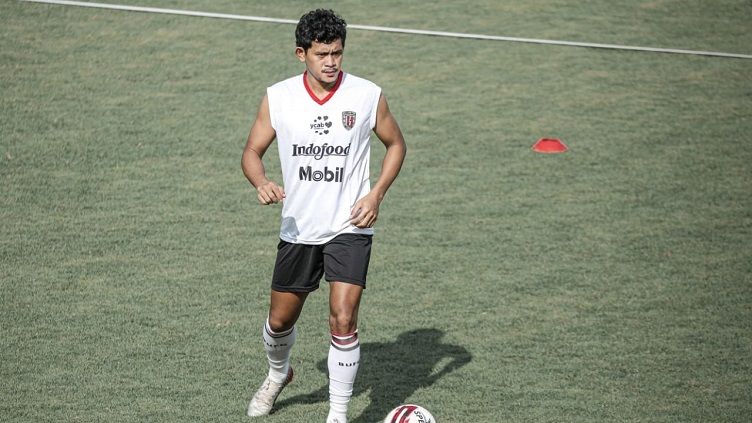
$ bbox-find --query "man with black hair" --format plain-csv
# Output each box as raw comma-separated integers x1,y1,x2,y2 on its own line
241,9,406,423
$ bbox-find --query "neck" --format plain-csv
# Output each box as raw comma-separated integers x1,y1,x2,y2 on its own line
303,71,343,105
306,71,339,93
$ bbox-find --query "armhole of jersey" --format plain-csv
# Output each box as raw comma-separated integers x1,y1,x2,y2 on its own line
369,88,381,130
266,87,277,131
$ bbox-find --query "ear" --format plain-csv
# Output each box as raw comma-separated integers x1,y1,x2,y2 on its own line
295,47,306,62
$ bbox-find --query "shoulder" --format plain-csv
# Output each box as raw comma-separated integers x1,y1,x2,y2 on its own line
267,74,306,112
341,72,381,92
268,74,304,93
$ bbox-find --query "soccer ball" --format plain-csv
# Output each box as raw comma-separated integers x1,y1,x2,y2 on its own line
383,404,436,423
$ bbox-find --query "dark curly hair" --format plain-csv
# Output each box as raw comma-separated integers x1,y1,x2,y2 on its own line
295,9,347,51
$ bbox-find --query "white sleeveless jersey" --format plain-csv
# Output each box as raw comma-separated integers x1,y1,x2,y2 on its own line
267,71,381,244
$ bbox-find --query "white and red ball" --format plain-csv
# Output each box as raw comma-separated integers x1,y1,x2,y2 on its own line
383,404,436,423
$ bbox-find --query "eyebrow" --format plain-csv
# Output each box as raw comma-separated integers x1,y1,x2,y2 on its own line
316,49,343,55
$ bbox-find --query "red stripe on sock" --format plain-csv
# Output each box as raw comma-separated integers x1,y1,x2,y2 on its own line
330,331,358,345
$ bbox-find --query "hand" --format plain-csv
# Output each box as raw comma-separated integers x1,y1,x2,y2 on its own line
256,181,285,205
350,193,380,228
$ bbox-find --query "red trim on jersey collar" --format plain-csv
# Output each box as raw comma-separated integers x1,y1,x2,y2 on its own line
303,70,343,105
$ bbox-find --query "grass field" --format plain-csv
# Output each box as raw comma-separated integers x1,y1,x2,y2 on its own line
2,1,751,422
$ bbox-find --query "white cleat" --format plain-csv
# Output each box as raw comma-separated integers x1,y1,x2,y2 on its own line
326,410,347,423
246,367,293,417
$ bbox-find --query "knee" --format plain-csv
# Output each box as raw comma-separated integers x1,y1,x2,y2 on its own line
267,314,296,333
329,311,357,335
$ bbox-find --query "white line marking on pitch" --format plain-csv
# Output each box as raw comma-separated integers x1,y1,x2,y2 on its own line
21,0,752,60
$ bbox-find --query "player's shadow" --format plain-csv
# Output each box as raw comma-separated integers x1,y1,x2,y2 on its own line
275,328,471,422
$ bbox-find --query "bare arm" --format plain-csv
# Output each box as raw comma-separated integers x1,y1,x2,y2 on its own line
241,95,285,205
350,93,407,228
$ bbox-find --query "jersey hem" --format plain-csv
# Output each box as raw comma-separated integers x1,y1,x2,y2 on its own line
279,228,374,245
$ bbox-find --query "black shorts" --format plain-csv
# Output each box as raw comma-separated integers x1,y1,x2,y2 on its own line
271,234,372,293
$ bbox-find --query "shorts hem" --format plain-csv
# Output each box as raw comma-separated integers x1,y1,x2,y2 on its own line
271,284,320,293
325,277,366,288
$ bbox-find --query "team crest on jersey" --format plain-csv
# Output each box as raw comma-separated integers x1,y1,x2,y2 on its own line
342,111,356,130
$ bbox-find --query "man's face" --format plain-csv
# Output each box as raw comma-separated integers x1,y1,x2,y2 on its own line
297,39,344,86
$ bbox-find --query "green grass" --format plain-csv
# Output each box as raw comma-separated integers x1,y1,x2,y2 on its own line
2,1,751,422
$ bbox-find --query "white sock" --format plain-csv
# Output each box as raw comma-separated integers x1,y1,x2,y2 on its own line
328,331,360,419
263,319,296,383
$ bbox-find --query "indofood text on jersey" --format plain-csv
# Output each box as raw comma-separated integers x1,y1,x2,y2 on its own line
291,143,350,160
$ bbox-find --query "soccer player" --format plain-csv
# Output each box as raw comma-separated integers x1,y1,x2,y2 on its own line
241,9,407,423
